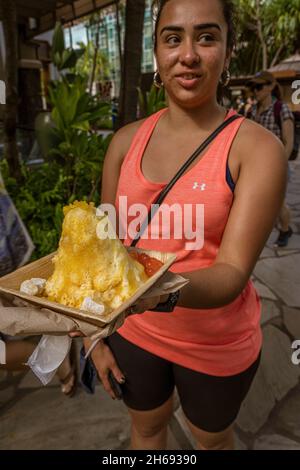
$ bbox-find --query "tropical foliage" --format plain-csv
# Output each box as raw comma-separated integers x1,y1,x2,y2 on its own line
1,22,112,259
137,84,166,117
75,40,111,86
51,21,85,71
232,0,300,75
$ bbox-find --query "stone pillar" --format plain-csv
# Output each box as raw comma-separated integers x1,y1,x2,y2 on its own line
0,0,22,180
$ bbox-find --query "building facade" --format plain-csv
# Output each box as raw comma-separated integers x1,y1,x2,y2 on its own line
64,0,154,98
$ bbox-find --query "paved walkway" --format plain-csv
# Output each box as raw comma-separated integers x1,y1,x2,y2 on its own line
1,159,300,450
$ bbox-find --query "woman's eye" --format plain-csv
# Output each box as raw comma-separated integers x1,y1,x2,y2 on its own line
166,36,180,45
165,34,215,45
198,34,214,43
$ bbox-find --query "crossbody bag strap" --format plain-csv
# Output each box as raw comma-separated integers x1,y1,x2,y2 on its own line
131,113,242,247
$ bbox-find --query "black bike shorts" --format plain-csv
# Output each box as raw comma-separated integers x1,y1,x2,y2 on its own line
106,332,261,433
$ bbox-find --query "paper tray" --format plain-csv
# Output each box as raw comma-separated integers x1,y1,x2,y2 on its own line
0,248,177,328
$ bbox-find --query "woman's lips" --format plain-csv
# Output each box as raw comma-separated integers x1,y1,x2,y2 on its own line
175,75,202,89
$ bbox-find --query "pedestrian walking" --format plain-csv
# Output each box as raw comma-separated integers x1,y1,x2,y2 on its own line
246,70,295,247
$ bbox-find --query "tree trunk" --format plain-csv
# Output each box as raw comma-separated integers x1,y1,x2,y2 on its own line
115,0,123,75
116,0,146,129
89,15,101,94
270,43,286,68
18,67,43,154
255,0,268,70
0,0,22,181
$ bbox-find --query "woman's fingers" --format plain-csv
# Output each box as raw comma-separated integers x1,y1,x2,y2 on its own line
110,363,126,385
91,343,124,400
69,331,85,338
97,367,117,399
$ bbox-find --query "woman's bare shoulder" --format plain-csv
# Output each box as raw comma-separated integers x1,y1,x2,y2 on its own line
111,118,147,163
234,118,285,165
101,118,148,204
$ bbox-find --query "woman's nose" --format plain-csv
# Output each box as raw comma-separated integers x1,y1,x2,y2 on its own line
179,39,200,66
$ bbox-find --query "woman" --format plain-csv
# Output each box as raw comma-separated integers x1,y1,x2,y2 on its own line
82,0,286,450
246,70,294,248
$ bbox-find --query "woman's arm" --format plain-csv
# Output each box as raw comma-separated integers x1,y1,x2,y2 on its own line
177,121,287,309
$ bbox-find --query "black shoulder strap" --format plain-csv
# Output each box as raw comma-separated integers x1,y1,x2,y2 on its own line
131,113,242,247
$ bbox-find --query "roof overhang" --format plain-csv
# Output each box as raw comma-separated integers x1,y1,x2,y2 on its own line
0,0,117,38
231,70,300,88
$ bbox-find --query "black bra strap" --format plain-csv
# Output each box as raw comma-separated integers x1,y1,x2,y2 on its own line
131,113,242,247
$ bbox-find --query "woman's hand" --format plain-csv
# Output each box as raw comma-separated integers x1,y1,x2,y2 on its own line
69,331,85,338
69,294,170,337
84,338,125,400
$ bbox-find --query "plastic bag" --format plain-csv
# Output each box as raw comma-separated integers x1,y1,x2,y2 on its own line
26,335,71,385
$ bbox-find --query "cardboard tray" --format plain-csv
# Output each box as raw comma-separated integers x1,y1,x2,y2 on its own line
0,248,177,328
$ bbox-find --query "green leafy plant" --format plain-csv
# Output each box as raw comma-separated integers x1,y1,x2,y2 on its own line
51,22,85,71
1,159,68,258
232,0,300,75
75,40,111,85
1,21,114,259
46,23,113,202
137,84,166,117
48,75,111,136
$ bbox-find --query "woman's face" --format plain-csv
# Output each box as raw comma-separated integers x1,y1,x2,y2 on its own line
155,0,230,108
253,83,274,103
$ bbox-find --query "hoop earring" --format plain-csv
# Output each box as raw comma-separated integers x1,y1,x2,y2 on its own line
220,69,231,87
153,71,163,89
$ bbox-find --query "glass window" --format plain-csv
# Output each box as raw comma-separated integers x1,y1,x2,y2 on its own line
144,36,152,49
146,64,154,72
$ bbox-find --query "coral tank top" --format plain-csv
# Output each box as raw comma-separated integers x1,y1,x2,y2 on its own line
115,108,262,376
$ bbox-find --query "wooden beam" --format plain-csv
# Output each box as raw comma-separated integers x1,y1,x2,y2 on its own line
0,1,81,21
16,0,56,16
25,0,116,38
16,5,43,18
16,1,76,18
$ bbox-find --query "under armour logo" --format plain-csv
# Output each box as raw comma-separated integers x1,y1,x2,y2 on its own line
192,182,206,191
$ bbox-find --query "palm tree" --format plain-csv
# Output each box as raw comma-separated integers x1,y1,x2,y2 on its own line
117,0,146,129
0,0,22,180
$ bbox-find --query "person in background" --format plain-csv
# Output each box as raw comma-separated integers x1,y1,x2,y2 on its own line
0,170,77,396
243,96,256,117
246,71,295,247
234,94,244,113
0,170,34,276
